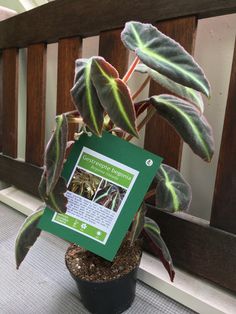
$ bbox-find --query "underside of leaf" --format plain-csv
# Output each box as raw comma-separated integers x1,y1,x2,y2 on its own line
45,114,68,195
143,217,175,282
39,171,68,213
136,63,204,113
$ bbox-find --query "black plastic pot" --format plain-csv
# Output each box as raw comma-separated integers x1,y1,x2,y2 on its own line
66,263,139,314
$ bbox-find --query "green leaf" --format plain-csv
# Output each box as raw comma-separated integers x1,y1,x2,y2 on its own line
130,203,147,246
143,217,175,282
121,21,210,97
45,114,68,195
71,58,104,136
150,95,214,161
91,57,138,137
155,164,192,212
136,63,204,113
39,171,68,213
15,206,44,269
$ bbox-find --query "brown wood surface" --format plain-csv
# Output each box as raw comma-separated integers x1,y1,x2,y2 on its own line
0,53,2,152
26,44,46,166
147,205,236,292
56,37,82,139
0,0,235,49
99,29,129,78
210,40,236,234
2,48,18,157
144,17,197,169
56,37,82,114
0,155,42,197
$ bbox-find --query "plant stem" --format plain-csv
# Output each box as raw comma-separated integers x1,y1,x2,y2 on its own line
122,56,140,83
144,188,156,200
67,117,83,124
125,106,156,141
132,76,150,100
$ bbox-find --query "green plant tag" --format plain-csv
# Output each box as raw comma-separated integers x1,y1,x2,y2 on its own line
38,132,162,261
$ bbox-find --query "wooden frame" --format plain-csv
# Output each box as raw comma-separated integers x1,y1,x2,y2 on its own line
0,0,236,292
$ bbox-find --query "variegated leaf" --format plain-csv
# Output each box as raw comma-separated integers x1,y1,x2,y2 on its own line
39,171,68,214
91,57,138,137
136,63,204,113
121,21,210,97
15,206,44,269
150,95,214,161
143,217,175,282
45,114,68,195
71,58,104,136
130,203,147,246
155,164,192,212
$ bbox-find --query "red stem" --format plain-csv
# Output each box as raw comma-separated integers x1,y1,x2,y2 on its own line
122,56,140,83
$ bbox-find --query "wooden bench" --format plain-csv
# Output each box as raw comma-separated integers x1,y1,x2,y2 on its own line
0,0,236,292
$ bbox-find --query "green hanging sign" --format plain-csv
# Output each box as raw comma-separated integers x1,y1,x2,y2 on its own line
38,132,162,261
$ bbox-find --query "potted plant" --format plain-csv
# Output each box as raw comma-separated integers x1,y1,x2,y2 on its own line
15,21,214,314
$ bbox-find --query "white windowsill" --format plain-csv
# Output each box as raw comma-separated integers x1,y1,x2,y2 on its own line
0,186,235,314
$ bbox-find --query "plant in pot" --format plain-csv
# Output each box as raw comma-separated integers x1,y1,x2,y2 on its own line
15,21,214,314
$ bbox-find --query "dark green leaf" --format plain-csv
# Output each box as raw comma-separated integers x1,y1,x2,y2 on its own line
143,217,175,282
121,21,210,97
39,171,68,213
45,114,68,195
91,57,138,137
15,206,44,269
155,164,192,212
136,63,204,113
130,203,147,246
71,58,104,136
150,95,214,161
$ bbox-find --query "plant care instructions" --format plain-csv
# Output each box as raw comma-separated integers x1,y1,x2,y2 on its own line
38,132,162,260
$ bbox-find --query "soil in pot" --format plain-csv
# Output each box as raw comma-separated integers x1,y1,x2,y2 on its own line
65,234,142,314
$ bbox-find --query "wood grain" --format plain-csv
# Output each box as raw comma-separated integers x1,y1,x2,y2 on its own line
147,206,236,292
144,17,197,169
26,44,46,166
56,37,82,140
2,48,18,158
56,37,82,114
210,39,236,234
0,155,42,197
99,29,129,78
0,52,2,152
0,0,235,49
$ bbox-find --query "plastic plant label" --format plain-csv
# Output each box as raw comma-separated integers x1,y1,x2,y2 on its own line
38,132,162,261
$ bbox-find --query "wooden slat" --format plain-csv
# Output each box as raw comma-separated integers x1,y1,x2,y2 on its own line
56,37,82,114
2,48,18,158
144,17,197,169
147,206,236,292
0,0,235,49
0,52,2,152
99,29,129,78
210,39,236,234
56,37,82,140
0,155,42,197
26,43,46,166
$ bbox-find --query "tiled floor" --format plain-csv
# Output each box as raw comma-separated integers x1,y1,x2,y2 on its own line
0,202,195,313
